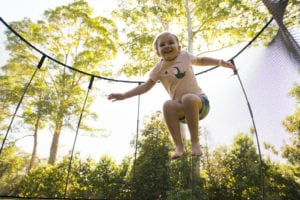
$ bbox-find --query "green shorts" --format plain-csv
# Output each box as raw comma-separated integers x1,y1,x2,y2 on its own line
180,95,210,123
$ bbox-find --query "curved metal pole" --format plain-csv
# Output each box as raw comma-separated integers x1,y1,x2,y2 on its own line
230,60,265,200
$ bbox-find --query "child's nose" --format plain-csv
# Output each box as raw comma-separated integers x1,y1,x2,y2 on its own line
164,44,171,48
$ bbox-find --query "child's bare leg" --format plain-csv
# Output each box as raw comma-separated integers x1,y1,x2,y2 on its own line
163,100,185,159
181,94,203,156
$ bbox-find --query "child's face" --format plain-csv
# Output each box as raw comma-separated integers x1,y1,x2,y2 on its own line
156,34,181,61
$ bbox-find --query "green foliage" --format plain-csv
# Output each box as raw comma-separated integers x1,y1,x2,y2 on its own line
1,117,300,199
223,133,262,199
0,141,25,195
132,111,204,200
200,133,263,199
284,0,300,28
168,156,206,200
18,153,130,199
19,163,67,197
202,146,232,199
131,111,172,199
113,0,276,76
1,0,119,164
282,83,300,185
264,163,300,200
87,155,130,199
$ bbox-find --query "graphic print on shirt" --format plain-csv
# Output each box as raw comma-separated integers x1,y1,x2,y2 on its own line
173,66,185,79
164,66,186,79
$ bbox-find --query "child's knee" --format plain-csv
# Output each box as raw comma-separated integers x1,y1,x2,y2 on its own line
163,100,173,111
182,95,202,108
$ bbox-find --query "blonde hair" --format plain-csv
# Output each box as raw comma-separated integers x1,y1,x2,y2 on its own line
153,32,179,51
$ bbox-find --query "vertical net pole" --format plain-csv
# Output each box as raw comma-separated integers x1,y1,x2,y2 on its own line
191,156,194,200
63,75,94,198
131,82,142,198
0,55,45,156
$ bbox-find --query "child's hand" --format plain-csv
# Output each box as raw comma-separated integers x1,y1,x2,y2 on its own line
219,59,236,73
219,59,233,69
107,93,125,102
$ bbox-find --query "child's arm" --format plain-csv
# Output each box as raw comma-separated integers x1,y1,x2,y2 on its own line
108,78,156,102
195,57,234,69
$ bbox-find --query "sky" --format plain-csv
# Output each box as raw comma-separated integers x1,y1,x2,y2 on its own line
0,0,299,164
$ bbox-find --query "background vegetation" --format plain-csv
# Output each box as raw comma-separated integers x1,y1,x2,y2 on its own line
0,0,299,199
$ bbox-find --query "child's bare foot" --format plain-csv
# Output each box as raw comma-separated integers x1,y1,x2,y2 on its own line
191,143,203,157
171,147,186,159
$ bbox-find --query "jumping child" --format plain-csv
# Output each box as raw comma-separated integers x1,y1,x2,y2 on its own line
108,32,234,159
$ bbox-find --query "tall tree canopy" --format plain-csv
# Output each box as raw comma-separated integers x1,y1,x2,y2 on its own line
1,0,119,164
113,0,276,76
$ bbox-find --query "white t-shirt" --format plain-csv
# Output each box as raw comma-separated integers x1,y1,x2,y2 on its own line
149,50,203,100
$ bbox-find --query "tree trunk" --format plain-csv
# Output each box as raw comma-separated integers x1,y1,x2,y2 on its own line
28,117,40,171
48,122,63,164
184,0,200,187
184,0,194,54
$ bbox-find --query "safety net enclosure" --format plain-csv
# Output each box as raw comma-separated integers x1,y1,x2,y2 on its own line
0,0,299,199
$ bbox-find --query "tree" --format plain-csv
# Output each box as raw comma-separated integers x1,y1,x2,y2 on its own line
202,146,231,200
17,152,131,199
23,71,56,171
41,0,118,164
264,162,300,200
199,131,300,199
113,0,275,77
0,139,26,196
130,111,173,199
282,83,300,168
223,133,262,199
63,154,96,199
88,155,130,199
1,0,119,164
281,83,300,198
113,0,183,76
18,163,67,198
0,20,53,171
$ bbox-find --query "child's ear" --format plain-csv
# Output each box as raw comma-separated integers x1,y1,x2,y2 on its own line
156,50,161,57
